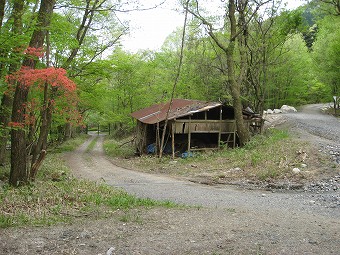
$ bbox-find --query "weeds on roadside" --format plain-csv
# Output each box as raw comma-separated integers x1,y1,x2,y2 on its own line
215,129,302,179
52,134,89,153
103,137,135,157
0,145,176,228
105,128,325,182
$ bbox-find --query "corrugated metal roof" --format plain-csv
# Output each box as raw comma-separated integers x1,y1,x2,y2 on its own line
131,99,222,124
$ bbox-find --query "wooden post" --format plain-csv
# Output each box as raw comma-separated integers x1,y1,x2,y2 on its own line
218,106,222,148
171,122,175,159
233,121,236,148
156,122,160,155
188,116,191,152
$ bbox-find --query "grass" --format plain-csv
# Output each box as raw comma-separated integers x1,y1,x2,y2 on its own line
103,128,332,183
85,135,99,152
209,128,310,180
52,134,89,153
103,137,135,158
0,138,177,228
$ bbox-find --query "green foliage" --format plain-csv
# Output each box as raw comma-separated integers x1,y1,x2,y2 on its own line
277,9,304,36
49,13,79,62
265,33,316,108
307,81,332,103
312,15,340,95
2,0,337,148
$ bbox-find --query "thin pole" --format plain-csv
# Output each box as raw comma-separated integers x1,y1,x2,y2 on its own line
171,123,175,159
159,0,189,158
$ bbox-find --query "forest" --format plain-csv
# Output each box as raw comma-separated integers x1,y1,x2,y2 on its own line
0,0,339,186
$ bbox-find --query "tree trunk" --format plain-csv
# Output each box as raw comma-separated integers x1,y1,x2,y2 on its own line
0,0,25,165
9,0,56,186
186,0,250,146
30,31,54,180
0,95,12,165
64,122,72,140
0,0,5,29
226,0,250,146
30,83,53,179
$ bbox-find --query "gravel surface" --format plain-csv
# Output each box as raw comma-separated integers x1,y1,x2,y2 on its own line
1,104,339,255
281,104,340,163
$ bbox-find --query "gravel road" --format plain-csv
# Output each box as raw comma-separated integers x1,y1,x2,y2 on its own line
278,104,340,163
285,104,340,143
72,135,339,214
1,104,339,255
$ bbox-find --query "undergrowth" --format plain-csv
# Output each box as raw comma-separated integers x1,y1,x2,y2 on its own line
52,134,89,153
0,138,176,228
103,137,135,157
210,128,306,180
104,128,320,182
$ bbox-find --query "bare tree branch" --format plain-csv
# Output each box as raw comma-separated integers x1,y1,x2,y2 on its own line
55,0,167,13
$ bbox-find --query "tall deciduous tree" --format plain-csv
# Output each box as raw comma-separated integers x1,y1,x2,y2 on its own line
10,0,56,186
312,15,340,95
0,0,26,165
184,0,270,145
245,7,304,111
0,0,5,29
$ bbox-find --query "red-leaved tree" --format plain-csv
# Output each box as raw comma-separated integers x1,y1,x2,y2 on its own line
8,47,80,184
9,0,56,186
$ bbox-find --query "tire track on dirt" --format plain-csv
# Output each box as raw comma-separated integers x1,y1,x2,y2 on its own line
67,134,339,217
62,133,340,254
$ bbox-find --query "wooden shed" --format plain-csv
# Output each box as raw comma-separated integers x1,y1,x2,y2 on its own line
131,99,262,156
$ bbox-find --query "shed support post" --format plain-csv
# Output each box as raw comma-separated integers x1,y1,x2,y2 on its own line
188,116,191,152
156,122,160,156
218,106,222,148
233,121,236,148
171,123,175,159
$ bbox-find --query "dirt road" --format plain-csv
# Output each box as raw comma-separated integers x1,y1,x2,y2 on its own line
285,104,340,143
71,135,338,212
65,111,339,254
282,104,340,164
1,104,339,255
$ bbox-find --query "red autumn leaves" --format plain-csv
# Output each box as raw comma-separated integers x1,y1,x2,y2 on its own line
6,66,76,91
5,47,81,128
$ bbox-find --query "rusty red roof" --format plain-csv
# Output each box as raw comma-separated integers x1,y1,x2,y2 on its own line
131,99,222,124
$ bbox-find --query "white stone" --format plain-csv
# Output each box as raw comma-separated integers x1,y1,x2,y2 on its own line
281,105,297,113
292,168,301,174
273,109,282,114
267,109,274,114
301,164,307,168
107,247,115,255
